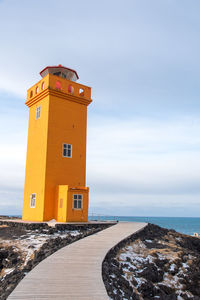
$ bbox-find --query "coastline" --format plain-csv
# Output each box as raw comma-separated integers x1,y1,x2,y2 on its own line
6,215,200,235
1,218,200,299
90,216,200,236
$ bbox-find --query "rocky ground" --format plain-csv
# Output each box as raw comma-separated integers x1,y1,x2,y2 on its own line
103,223,200,300
0,220,111,300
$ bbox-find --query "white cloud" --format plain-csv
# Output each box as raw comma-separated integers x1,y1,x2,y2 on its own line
0,0,200,216
87,116,200,215
0,110,200,216
89,194,200,217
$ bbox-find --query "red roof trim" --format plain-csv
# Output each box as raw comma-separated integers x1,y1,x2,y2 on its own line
40,65,79,79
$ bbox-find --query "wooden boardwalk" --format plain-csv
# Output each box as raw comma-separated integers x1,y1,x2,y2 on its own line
8,222,147,300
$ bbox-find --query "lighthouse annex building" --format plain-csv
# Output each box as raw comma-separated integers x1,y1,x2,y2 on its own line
22,65,92,222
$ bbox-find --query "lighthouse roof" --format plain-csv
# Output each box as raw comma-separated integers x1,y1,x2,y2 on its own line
40,64,79,81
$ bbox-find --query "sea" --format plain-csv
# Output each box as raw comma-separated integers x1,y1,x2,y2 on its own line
9,215,200,236
88,216,200,236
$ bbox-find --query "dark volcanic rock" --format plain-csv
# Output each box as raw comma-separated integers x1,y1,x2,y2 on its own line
0,247,21,270
138,263,164,283
158,284,176,295
102,223,200,300
0,222,113,300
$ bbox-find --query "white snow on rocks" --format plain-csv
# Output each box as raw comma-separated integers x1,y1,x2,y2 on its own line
0,229,82,281
112,237,195,299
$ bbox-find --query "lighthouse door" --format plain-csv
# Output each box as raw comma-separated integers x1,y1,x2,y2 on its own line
57,198,64,222
56,185,68,222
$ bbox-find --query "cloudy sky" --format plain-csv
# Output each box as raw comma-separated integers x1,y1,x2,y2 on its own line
0,0,200,217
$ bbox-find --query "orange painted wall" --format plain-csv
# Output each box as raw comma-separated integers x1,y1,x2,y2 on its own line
67,188,89,222
56,185,89,222
22,73,92,222
43,95,87,220
22,96,49,221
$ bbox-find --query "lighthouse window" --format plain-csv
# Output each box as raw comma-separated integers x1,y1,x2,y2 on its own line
73,194,83,209
53,71,61,77
36,106,41,120
63,144,72,157
30,193,36,208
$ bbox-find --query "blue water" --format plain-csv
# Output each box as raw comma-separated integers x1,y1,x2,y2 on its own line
89,216,200,236
9,215,200,236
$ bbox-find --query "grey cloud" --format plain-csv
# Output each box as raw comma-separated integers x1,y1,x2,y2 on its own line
88,177,200,196
89,204,200,218
0,187,23,215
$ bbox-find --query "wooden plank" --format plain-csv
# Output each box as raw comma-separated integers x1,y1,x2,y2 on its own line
8,222,147,300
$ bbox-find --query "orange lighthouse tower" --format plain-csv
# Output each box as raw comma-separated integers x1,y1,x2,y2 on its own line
22,65,92,222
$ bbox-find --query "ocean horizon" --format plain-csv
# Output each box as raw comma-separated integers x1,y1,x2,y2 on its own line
6,215,200,236
89,215,200,236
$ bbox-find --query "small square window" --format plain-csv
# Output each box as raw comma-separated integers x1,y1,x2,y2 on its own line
63,144,72,158
36,106,41,120
30,193,36,208
73,194,82,210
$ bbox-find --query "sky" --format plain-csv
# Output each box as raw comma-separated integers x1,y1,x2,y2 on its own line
0,0,200,217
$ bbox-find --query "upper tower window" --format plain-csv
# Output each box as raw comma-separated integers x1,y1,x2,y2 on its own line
40,65,79,82
53,71,67,79
36,106,41,119
68,85,74,94
56,81,62,90
63,144,72,158
53,71,61,77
